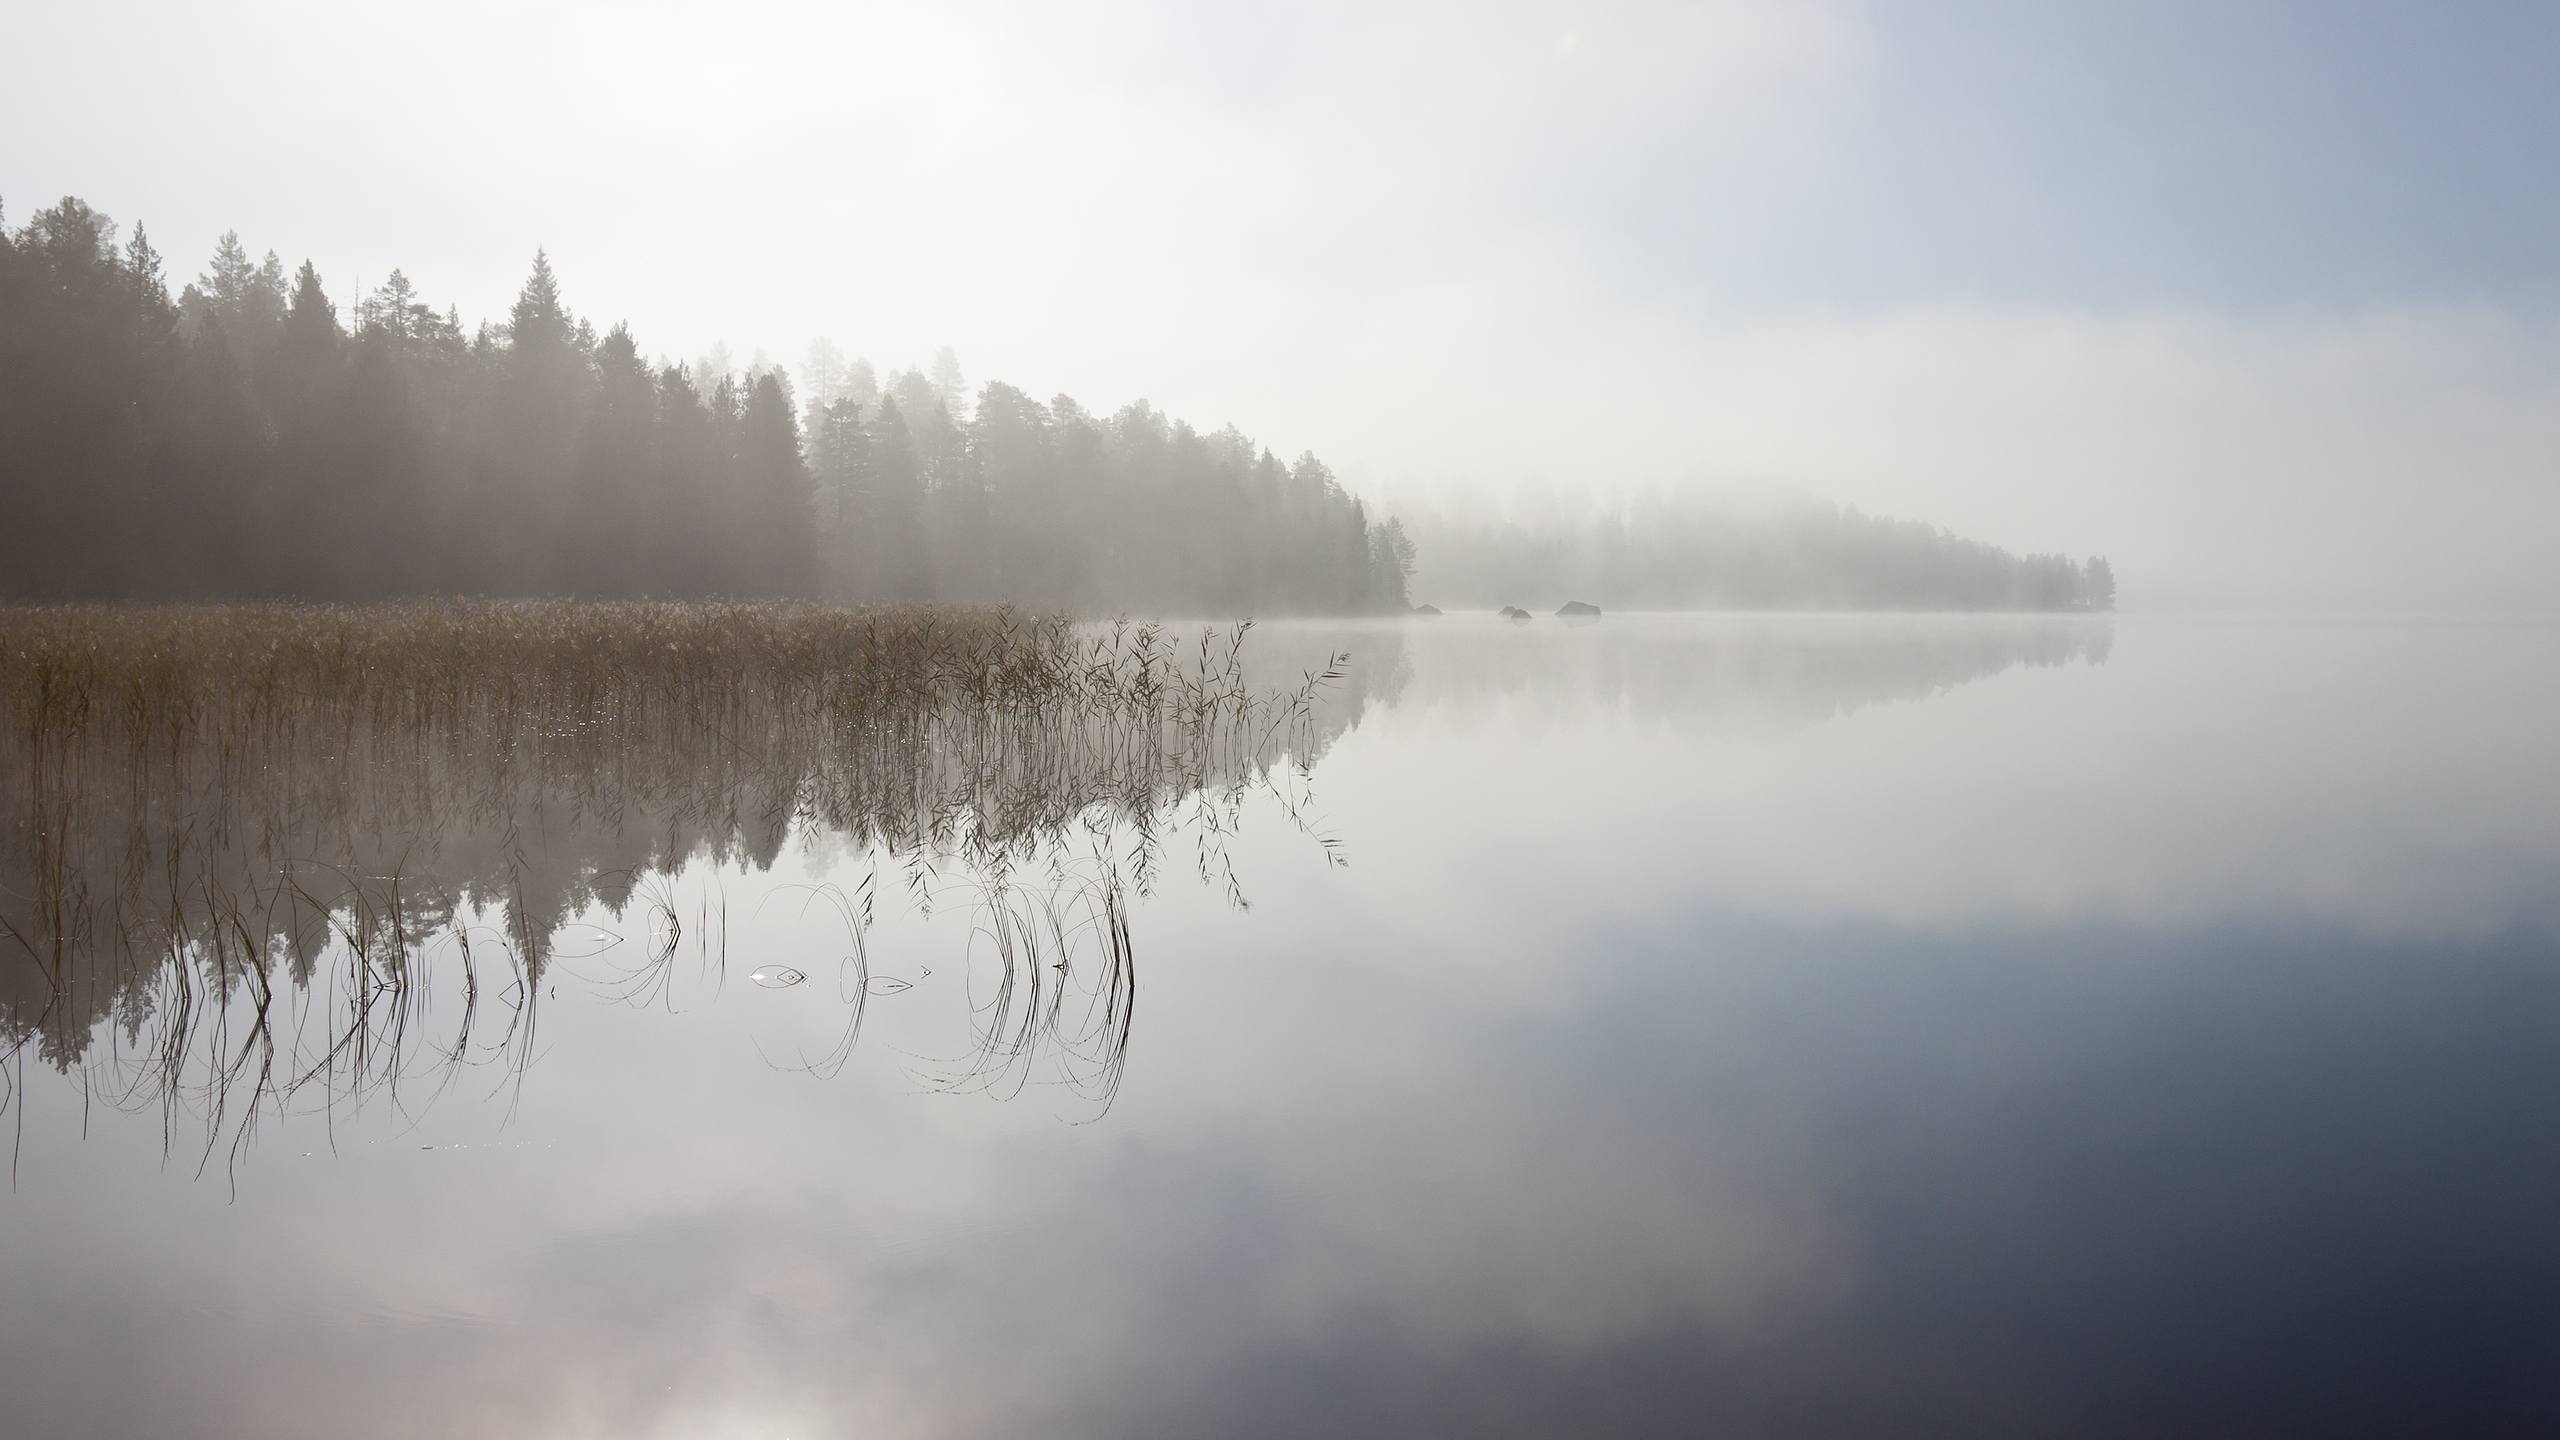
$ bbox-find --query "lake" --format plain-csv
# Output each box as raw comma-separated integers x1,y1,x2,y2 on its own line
4,612,2558,1438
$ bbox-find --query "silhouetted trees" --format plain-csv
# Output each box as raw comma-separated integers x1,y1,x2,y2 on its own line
3,193,2113,614
1400,493,2119,612
0,197,1409,612
2083,556,2117,611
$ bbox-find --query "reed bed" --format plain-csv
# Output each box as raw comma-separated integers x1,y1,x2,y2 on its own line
8,600,1246,737
0,601,1350,1180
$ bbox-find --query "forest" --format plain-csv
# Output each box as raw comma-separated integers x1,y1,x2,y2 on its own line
1404,494,2117,612
0,197,1412,611
1,193,2112,614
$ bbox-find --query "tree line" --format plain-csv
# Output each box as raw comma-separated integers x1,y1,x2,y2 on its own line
0,196,1414,611
1,192,2117,615
1399,492,2117,612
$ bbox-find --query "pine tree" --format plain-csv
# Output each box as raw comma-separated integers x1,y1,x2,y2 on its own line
577,324,656,595
737,372,813,597
931,346,968,421
362,269,427,341
202,230,256,308
809,397,869,599
972,380,1054,603
485,250,591,592
800,336,846,426
842,357,879,415
508,250,571,353
866,395,929,600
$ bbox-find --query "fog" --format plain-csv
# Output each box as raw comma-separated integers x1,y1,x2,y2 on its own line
4,0,2555,609
10,613,2560,1438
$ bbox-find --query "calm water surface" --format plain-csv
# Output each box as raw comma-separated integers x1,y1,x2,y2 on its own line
6,614,2558,1438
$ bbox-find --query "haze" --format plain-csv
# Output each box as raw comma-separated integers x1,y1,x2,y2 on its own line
5,0,2553,611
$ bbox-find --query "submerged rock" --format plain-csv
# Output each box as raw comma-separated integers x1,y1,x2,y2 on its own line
1555,601,1602,619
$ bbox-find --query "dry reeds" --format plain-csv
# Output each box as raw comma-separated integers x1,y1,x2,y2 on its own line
0,601,1349,1179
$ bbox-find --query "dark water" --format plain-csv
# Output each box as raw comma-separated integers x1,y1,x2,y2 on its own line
5,614,2558,1438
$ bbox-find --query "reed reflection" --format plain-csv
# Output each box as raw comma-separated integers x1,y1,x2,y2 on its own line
0,604,1348,1174
2,606,2110,1176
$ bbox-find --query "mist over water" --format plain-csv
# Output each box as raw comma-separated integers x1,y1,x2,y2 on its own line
6,613,2556,1437
9,1,2558,1431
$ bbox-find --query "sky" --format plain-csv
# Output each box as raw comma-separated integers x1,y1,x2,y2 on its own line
4,0,2554,610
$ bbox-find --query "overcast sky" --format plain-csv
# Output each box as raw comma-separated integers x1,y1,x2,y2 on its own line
6,0,2554,610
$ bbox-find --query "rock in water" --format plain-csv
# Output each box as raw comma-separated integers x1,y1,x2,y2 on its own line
1500,606,1532,622
1411,604,1443,616
1555,601,1601,619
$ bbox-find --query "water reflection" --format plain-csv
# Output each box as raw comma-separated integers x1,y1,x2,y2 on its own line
0,613,1360,1169
1345,610,2112,729
68,611,2560,1439
1,612,2117,1173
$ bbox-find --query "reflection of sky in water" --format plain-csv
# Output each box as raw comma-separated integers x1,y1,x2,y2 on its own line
5,615,2558,1437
